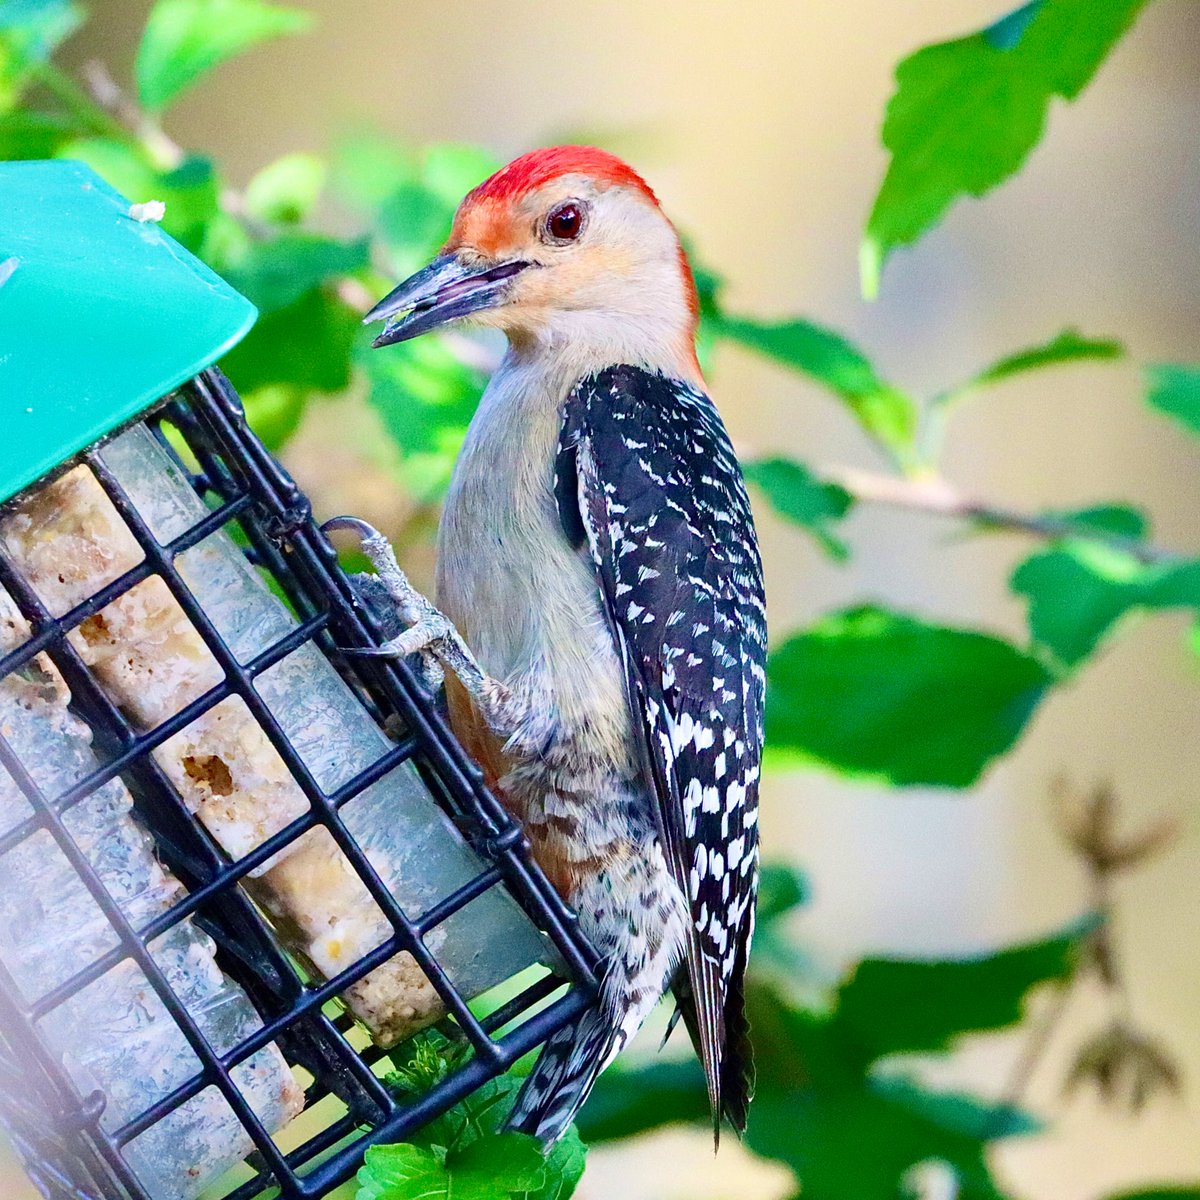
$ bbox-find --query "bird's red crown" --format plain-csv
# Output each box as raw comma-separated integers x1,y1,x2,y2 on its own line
463,145,661,209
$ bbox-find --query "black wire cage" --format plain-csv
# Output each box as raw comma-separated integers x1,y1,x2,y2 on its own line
0,169,597,1199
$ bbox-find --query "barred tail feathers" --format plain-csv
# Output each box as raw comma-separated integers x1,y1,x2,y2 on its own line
505,1006,624,1144
506,839,688,1144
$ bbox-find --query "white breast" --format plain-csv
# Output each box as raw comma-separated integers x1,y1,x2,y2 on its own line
435,348,631,760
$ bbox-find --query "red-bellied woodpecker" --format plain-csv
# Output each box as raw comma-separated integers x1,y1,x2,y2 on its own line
342,146,766,1145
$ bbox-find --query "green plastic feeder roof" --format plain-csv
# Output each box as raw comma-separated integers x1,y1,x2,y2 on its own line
0,160,257,506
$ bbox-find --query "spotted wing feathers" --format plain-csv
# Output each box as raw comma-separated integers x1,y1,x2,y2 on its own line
556,364,766,1133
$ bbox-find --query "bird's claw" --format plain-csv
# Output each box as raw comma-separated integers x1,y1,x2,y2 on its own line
321,515,377,540
322,515,455,691
369,619,451,692
323,515,425,619
376,611,457,659
322,515,522,734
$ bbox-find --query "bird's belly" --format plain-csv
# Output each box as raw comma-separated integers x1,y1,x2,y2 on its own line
437,477,634,779
433,352,643,895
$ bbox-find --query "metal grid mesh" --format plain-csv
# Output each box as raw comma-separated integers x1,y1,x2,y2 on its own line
0,368,598,1200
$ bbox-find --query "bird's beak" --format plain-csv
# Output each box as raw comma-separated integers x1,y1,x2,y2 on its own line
365,254,528,347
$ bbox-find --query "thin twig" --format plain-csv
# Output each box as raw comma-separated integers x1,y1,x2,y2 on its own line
987,977,1077,1138
81,59,183,169
823,465,1178,565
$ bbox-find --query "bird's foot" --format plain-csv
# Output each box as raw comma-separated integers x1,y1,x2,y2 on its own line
323,516,522,736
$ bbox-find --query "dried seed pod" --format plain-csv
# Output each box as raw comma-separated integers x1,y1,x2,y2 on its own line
1064,1020,1182,1113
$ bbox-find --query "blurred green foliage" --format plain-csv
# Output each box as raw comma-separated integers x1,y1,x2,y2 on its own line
1144,363,1200,438
862,0,1149,296
356,1030,585,1200
1108,1192,1200,1200
765,608,1052,787
742,457,853,560
2,1,1197,1199
135,0,311,110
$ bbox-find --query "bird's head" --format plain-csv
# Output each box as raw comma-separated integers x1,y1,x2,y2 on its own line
366,145,701,378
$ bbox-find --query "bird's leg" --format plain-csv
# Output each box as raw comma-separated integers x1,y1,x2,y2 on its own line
322,517,526,739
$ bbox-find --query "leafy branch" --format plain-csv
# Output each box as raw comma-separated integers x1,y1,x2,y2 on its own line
358,1057,586,1200
583,869,1081,1200
727,296,1200,783
861,0,1151,297
819,464,1177,566
582,810,1185,1200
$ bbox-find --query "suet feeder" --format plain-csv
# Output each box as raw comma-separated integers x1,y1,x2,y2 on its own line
0,161,597,1200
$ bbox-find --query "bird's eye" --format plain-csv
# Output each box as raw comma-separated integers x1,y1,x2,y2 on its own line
546,201,585,242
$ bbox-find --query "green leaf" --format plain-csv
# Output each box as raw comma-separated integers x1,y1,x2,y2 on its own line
244,151,326,224
332,135,496,275
451,1134,548,1197
224,233,369,313
413,1075,516,1154
832,923,1086,1063
361,333,486,500
870,1076,1041,1139
56,135,159,202
333,129,419,212
583,972,1050,1200
135,0,312,112
357,1133,548,1200
577,1058,709,1143
751,1089,1005,1200
1145,363,1200,438
765,607,1052,787
742,984,1025,1200
863,0,1149,296
744,458,853,560
1041,503,1148,540
952,328,1124,397
756,863,810,924
242,384,306,451
378,181,454,260
198,208,253,272
750,864,818,988
718,315,918,457
377,152,491,272
220,287,360,392
1011,542,1200,669
0,109,76,158
216,239,365,396
528,1125,586,1200
0,0,83,112
384,1029,467,1099
1013,542,1151,668
380,1069,586,1200
689,257,724,370
156,153,220,249
357,1144,443,1200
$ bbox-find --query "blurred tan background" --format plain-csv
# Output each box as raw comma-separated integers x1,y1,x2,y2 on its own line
8,2,1200,1197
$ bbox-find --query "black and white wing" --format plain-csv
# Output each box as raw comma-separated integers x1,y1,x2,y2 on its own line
556,363,767,1131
